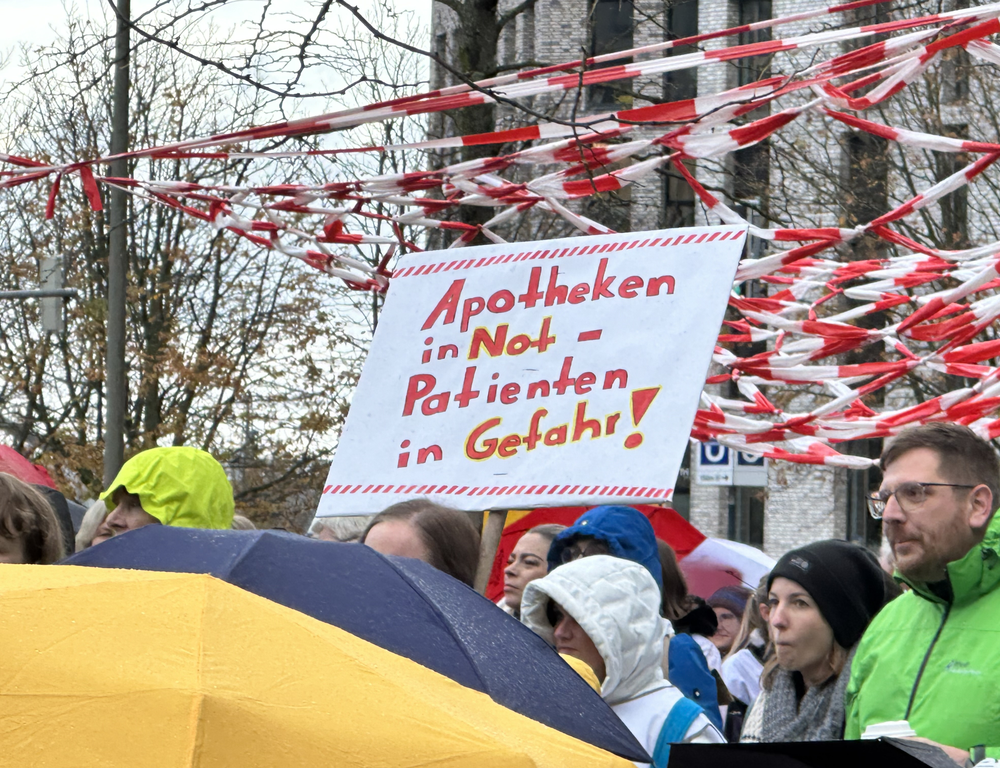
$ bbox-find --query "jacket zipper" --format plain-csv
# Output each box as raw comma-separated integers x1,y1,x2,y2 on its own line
904,603,951,720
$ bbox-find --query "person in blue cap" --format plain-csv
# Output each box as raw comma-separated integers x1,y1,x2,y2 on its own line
547,505,723,730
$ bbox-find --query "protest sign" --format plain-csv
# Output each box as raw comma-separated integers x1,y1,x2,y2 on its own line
317,226,747,516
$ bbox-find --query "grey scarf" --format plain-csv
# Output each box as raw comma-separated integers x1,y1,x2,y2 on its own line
758,648,855,742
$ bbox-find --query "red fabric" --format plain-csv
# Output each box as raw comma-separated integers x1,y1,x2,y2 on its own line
485,504,707,602
0,446,57,489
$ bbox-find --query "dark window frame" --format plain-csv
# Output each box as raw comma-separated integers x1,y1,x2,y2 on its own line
735,0,772,87
664,0,699,102
663,158,697,229
588,0,636,110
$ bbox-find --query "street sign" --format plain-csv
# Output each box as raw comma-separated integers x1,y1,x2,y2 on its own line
39,257,64,335
734,451,768,487
696,440,733,486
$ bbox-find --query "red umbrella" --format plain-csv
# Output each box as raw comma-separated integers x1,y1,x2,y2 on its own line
486,504,705,601
0,446,57,489
487,505,776,601
679,538,776,597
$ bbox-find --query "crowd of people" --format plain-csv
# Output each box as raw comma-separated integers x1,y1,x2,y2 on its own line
1,422,999,767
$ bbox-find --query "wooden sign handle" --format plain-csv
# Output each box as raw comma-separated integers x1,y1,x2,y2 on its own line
474,509,507,595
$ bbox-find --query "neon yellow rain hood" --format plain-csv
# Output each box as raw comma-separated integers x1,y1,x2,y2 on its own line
100,446,234,529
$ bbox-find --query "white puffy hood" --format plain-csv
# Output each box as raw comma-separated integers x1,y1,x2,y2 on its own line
521,555,670,706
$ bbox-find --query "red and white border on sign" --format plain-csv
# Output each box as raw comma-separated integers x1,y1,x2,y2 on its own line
391,229,745,279
322,483,673,498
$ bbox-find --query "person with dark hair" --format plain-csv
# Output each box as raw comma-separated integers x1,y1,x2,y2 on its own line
501,524,566,618
521,556,724,766
552,522,721,732
846,423,1000,765
361,499,480,587
741,540,890,743
656,539,690,622
0,472,65,564
708,586,753,656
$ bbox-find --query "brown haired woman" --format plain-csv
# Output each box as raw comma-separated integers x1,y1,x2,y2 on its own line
0,472,65,564
361,499,481,587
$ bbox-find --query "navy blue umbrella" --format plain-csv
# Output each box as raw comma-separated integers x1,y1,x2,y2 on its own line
65,527,649,763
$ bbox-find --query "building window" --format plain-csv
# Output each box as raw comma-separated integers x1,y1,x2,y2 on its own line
673,443,692,520
936,124,970,249
842,132,889,226
735,0,771,87
940,47,970,104
664,0,698,101
501,20,517,67
725,278,767,399
845,1,892,52
841,132,889,260
663,158,696,228
588,0,634,110
732,142,770,207
941,0,969,103
431,32,449,90
729,486,765,548
518,7,535,67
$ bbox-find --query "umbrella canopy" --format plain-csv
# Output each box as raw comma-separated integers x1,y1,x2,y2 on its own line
679,537,776,597
65,527,649,763
0,565,633,768
485,505,706,602
0,445,56,488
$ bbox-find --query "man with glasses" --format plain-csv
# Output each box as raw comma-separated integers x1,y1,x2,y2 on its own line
845,423,1000,766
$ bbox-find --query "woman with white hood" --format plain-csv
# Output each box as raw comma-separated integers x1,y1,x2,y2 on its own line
521,555,725,767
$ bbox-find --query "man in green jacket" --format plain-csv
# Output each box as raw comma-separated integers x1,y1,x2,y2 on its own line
845,423,1000,766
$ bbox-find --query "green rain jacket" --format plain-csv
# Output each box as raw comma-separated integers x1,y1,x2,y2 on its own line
100,446,234,530
845,512,1000,757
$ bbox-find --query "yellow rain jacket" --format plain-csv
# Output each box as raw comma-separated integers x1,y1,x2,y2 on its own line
100,446,234,529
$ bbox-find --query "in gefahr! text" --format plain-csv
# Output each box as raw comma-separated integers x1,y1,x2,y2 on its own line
396,386,661,465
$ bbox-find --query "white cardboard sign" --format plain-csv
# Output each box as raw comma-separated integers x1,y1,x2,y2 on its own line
317,226,746,516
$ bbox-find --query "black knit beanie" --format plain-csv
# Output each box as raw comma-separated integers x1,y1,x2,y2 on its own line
767,540,888,649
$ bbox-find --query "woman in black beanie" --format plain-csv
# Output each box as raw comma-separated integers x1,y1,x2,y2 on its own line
740,539,897,743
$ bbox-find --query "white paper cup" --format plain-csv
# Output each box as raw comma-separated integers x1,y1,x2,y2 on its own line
861,720,918,740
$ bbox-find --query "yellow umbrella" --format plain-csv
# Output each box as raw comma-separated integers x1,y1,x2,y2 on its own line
0,565,631,768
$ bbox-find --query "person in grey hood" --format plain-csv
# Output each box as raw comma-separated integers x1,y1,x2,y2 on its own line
521,555,724,767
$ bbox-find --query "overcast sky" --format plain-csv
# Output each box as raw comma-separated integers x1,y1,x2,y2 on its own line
0,0,430,93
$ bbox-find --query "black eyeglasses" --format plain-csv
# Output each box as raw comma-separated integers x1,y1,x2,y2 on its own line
559,539,610,563
867,481,977,520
